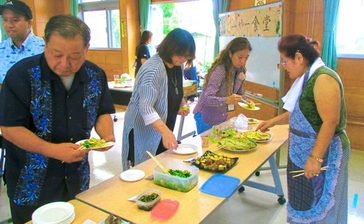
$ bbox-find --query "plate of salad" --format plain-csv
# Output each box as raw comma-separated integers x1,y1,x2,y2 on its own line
218,137,258,153
238,102,260,111
242,130,272,143
76,138,115,151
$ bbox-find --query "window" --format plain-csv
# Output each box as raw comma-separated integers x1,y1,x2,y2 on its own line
336,0,364,58
78,0,121,49
149,0,215,72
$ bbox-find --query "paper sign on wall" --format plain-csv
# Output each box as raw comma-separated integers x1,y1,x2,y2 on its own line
219,3,281,37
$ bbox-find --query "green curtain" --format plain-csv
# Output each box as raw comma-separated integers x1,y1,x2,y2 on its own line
70,0,78,16
139,0,151,32
322,0,340,70
212,0,229,59
0,0,8,41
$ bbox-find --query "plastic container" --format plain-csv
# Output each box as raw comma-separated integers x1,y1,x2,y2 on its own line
151,199,179,221
153,162,199,192
136,189,161,211
199,174,240,198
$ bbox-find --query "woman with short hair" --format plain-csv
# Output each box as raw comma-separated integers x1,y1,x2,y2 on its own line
122,28,196,170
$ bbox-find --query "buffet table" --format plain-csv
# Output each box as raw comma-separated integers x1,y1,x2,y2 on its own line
108,81,133,106
76,124,289,224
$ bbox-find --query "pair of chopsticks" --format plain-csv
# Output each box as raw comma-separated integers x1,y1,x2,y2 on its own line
290,166,328,178
240,99,261,106
210,144,224,152
78,145,87,151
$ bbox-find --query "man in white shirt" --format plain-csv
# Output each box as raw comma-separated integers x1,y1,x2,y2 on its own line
0,0,44,84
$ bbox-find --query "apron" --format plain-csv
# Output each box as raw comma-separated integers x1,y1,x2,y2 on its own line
287,74,348,224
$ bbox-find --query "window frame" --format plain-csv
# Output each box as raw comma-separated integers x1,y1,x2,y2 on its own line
78,0,121,49
336,0,364,59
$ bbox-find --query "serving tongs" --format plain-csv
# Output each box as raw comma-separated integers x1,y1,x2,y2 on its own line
146,151,169,174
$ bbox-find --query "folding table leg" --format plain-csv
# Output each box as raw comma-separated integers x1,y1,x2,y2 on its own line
239,154,286,205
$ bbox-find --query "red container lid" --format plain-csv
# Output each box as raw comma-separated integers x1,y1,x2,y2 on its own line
151,199,179,221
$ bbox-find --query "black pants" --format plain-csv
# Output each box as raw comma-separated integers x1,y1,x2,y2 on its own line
9,202,38,224
8,177,75,223
128,129,166,167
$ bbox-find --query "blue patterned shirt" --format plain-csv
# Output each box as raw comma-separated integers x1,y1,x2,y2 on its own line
0,32,45,84
0,53,115,206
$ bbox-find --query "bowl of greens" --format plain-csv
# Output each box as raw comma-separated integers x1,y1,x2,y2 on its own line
136,189,161,211
153,162,198,192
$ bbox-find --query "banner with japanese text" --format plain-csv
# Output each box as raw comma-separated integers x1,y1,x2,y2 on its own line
219,3,282,37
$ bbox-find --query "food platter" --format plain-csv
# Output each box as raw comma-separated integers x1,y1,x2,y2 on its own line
242,131,272,143
238,102,260,111
220,143,258,153
76,138,115,151
218,137,258,153
192,150,238,173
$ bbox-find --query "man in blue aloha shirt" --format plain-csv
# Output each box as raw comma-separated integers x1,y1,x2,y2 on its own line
0,15,115,223
0,0,45,84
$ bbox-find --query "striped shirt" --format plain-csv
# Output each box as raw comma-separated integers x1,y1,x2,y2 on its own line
122,54,175,170
0,32,45,83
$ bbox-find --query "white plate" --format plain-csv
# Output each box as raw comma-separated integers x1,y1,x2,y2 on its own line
76,139,115,151
32,202,75,224
255,133,273,143
173,144,198,155
222,145,258,153
238,102,260,111
120,169,145,182
114,83,126,88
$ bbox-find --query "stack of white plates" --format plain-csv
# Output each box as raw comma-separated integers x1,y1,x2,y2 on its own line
32,202,75,224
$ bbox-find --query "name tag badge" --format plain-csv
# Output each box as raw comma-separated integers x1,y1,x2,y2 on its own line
227,104,235,112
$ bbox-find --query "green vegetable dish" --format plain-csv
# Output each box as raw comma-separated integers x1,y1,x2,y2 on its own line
168,169,192,178
219,136,257,152
82,138,106,149
139,193,159,202
153,166,198,192
193,150,238,173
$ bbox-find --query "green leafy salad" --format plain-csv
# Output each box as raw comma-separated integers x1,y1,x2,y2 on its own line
139,193,159,202
168,169,192,178
82,138,107,149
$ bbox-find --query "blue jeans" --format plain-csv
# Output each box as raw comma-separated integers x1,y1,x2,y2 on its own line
194,112,212,134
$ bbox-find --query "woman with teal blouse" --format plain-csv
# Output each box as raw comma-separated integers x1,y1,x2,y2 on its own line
257,34,349,223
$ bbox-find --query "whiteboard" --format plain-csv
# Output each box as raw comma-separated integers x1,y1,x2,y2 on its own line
219,36,281,89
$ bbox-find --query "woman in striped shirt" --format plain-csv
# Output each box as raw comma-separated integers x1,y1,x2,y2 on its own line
193,37,252,134
122,28,196,169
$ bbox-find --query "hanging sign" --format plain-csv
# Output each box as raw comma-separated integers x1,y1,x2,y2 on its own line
219,3,282,37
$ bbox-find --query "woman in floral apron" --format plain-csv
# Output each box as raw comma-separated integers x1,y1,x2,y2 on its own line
257,34,350,223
